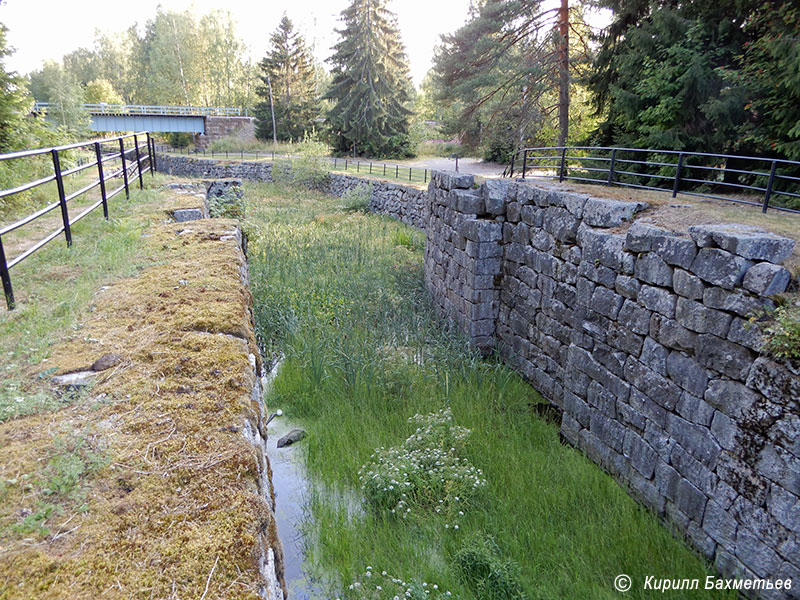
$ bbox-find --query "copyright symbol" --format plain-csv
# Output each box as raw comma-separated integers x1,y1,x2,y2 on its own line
614,574,632,593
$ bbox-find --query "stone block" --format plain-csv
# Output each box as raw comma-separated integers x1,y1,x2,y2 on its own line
727,317,764,352
743,262,792,296
582,197,649,227
690,248,752,289
481,179,510,215
623,356,681,410
675,297,732,337
704,500,738,547
675,478,708,523
704,380,761,421
638,284,677,318
688,223,795,264
711,410,738,451
635,252,674,287
432,170,474,191
453,189,484,214
618,299,652,335
666,351,708,397
695,334,753,380
590,286,624,319
676,392,715,426
542,207,579,242
666,413,721,468
640,337,668,375
615,275,641,300
746,357,800,406
607,323,644,356
735,526,783,578
520,205,542,227
623,429,658,478
173,208,204,222
703,287,765,318
767,486,800,534
458,219,503,243
673,269,705,300
650,313,697,353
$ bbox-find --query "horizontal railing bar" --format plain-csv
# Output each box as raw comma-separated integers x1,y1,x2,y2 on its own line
680,177,765,192
0,132,147,162
0,200,60,236
7,227,64,269
59,159,99,178
0,173,57,199
64,179,102,203
771,189,800,199
518,146,800,166
68,198,105,226
613,170,675,180
106,184,126,200
614,158,677,168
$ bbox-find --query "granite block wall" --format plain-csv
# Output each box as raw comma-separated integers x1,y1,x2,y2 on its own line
155,154,427,229
424,171,799,597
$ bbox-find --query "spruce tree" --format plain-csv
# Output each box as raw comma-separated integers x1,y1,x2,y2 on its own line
254,16,318,142
325,0,413,157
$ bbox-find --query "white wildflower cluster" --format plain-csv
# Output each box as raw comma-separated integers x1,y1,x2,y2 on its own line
341,566,452,600
358,408,486,523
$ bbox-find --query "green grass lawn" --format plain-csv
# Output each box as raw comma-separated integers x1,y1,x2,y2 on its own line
245,181,735,600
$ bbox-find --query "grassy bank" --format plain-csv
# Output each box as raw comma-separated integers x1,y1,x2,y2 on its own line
245,182,734,599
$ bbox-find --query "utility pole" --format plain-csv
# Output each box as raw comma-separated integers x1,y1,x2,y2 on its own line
267,73,278,145
557,0,569,149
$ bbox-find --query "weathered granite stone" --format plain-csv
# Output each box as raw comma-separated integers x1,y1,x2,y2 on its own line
746,357,800,405
582,197,649,227
735,526,783,578
277,428,307,448
638,285,677,318
728,318,764,352
591,286,625,319
704,379,761,420
173,208,204,222
711,410,738,450
458,219,503,243
618,299,651,335
615,275,641,300
640,337,668,375
635,252,674,286
689,224,795,264
650,313,697,353
703,287,765,317
432,170,474,191
676,297,733,337
673,269,705,300
667,351,708,397
676,392,715,426
453,189,484,214
481,179,511,215
690,248,752,289
543,207,580,242
743,262,793,297
696,334,753,380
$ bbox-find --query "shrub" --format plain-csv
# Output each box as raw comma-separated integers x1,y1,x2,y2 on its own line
341,184,371,213
760,301,800,359
454,535,527,600
208,191,245,220
358,408,486,524
273,133,330,188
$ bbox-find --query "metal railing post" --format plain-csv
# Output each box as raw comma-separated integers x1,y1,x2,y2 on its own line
0,238,14,310
146,133,155,175
51,149,72,246
559,148,567,182
763,161,778,213
409,167,412,181
509,152,516,178
94,142,109,219
522,150,528,179
119,137,130,199
370,162,373,174
357,161,360,172
133,134,144,190
608,149,617,184
150,135,158,173
396,165,399,178
425,169,427,183
672,153,684,197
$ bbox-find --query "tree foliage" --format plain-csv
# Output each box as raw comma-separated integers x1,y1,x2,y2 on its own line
431,0,594,161
28,61,90,135
254,16,319,142
325,0,414,157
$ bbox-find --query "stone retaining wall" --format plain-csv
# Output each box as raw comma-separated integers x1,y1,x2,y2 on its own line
425,171,799,597
156,153,427,229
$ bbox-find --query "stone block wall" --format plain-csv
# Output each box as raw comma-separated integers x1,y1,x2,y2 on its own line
424,171,800,597
194,116,256,149
155,154,427,229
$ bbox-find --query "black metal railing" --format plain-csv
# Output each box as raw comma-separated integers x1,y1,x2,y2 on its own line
506,146,800,214
0,132,156,310
155,145,432,185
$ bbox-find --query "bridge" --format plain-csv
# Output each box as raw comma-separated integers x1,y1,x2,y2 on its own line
32,102,252,136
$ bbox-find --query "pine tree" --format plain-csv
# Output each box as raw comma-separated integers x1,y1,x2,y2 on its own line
0,24,31,151
254,16,318,142
325,0,413,158
431,0,594,161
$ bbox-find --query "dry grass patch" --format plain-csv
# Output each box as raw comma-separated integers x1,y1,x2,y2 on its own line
0,187,282,599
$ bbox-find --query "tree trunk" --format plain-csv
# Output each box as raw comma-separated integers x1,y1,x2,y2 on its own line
557,0,569,148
